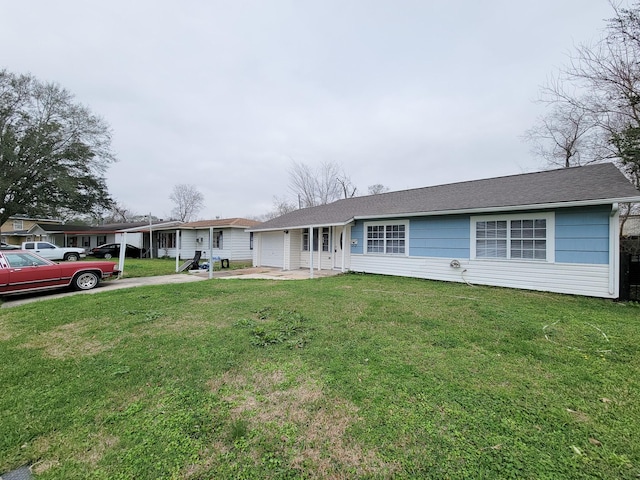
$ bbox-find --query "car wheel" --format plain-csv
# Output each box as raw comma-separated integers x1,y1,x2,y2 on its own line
104,253,112,259
73,271,100,290
65,253,80,261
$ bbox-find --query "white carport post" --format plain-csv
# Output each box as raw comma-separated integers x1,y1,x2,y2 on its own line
309,227,314,279
148,214,153,259
118,232,127,278
208,226,214,279
175,229,181,272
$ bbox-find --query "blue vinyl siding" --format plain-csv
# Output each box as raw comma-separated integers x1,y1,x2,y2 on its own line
555,207,610,264
410,216,470,258
350,222,364,254
353,206,611,265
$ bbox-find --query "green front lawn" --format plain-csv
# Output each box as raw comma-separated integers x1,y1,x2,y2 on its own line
100,258,252,278
1,274,638,479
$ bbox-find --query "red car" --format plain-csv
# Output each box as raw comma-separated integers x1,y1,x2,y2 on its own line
0,250,120,296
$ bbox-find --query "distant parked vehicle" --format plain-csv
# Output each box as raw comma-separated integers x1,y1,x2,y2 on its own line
90,243,142,259
0,250,119,295
21,241,86,261
0,242,20,250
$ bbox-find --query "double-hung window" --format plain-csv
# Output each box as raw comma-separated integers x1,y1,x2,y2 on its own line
302,228,329,252
472,213,554,262
212,231,223,249
365,221,407,255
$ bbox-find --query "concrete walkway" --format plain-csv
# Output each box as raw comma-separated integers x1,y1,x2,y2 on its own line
215,266,341,280
0,268,342,308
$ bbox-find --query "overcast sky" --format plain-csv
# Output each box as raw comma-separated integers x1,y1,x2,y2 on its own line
0,1,618,221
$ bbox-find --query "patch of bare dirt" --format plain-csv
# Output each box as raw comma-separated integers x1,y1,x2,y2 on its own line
207,363,396,478
20,321,116,359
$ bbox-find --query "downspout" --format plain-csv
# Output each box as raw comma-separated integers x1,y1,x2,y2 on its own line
609,203,619,297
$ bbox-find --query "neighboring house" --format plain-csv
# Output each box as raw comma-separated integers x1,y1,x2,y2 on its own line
249,163,640,299
154,218,260,261
114,221,184,258
27,223,135,249
0,216,63,246
22,221,182,254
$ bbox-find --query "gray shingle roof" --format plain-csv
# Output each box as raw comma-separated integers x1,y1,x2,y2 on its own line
253,163,640,231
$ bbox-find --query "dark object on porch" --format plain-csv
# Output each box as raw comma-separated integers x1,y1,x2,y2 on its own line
178,251,203,273
191,251,202,270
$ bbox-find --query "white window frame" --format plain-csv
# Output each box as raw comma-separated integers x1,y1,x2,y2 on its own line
12,220,23,230
212,231,223,249
363,220,409,256
302,228,329,252
470,212,555,262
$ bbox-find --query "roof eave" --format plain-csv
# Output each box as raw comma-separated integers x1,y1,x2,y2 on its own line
353,197,640,221
250,197,640,232
248,219,354,233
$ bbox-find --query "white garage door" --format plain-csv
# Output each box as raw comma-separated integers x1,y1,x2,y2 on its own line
260,232,284,267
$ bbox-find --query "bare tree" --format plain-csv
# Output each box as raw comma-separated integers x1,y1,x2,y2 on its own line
254,196,298,221
367,184,389,195
288,160,344,207
169,184,204,222
525,2,640,188
337,174,358,199
524,98,598,168
525,2,640,231
100,202,137,223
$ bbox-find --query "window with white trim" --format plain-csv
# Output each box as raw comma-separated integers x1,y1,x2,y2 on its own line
365,221,407,255
472,213,553,261
302,228,329,252
212,231,223,249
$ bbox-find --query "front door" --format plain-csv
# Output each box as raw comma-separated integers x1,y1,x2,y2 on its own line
332,226,345,270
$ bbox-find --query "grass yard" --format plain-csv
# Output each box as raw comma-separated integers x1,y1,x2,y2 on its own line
105,258,252,278
0,274,639,479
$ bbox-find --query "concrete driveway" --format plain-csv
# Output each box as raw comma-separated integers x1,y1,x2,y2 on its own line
0,268,341,308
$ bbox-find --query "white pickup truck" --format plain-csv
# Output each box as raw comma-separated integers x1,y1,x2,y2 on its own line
21,241,86,261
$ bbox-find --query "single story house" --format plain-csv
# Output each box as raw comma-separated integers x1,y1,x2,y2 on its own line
152,218,260,262
113,221,184,257
24,221,181,254
26,222,145,250
249,163,640,298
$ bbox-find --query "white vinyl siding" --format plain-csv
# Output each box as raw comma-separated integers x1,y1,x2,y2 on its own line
349,254,613,298
172,228,254,261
